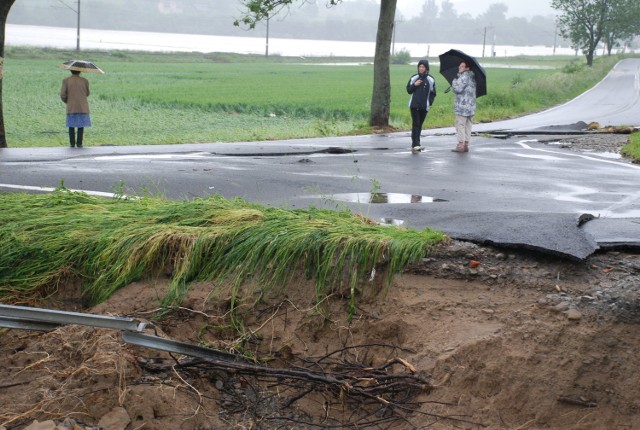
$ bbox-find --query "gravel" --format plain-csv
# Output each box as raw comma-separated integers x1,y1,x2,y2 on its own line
409,239,640,324
539,132,632,159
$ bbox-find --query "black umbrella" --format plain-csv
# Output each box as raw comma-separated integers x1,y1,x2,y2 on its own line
59,60,105,74
438,49,486,97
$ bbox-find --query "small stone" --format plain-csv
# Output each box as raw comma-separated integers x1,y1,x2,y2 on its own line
24,422,56,430
495,253,506,260
605,338,618,348
554,302,570,312
98,407,131,430
481,308,495,315
61,418,82,430
566,309,582,321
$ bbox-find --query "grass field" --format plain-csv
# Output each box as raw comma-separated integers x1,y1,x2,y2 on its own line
2,47,624,147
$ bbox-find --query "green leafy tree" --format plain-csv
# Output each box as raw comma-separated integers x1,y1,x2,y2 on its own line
602,0,640,55
235,0,398,128
0,0,16,148
550,0,634,66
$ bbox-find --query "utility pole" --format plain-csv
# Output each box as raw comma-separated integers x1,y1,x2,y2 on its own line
482,26,487,57
482,26,494,58
265,14,269,57
391,18,403,56
57,1,80,51
76,0,80,52
391,20,395,55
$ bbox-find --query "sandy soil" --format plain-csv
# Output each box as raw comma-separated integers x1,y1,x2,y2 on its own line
1,133,639,430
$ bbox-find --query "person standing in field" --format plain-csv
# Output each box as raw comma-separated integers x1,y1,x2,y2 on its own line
60,70,91,148
451,61,476,153
406,59,436,153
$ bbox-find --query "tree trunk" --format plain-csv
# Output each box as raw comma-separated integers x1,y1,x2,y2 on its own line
586,50,594,66
0,0,16,148
369,0,396,128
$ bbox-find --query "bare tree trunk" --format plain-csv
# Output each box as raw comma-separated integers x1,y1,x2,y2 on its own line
369,0,396,128
586,50,594,66
0,0,16,148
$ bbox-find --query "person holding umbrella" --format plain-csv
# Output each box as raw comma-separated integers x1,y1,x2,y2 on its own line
406,59,436,153
451,61,477,153
438,49,486,153
59,60,103,148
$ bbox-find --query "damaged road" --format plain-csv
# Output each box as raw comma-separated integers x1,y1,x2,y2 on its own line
0,59,639,260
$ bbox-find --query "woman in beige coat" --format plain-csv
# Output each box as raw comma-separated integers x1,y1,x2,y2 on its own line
60,70,91,148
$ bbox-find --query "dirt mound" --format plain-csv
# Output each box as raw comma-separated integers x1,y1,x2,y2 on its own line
2,240,640,429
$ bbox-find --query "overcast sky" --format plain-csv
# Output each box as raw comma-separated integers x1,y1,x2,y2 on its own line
391,0,556,19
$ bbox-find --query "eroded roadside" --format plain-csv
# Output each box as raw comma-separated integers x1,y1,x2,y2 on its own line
2,133,639,430
2,237,640,430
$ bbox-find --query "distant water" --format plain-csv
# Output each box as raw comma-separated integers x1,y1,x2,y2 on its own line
6,24,587,58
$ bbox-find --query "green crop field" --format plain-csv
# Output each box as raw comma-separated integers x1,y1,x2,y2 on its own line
2,48,622,147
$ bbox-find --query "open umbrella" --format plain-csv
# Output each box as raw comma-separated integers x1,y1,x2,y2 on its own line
59,60,105,74
438,49,486,97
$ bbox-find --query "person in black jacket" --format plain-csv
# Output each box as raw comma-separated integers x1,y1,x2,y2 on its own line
406,59,436,152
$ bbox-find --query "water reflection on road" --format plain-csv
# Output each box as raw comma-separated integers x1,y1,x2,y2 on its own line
333,192,448,204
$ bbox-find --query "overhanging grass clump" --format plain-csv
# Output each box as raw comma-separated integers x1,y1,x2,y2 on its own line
0,189,445,315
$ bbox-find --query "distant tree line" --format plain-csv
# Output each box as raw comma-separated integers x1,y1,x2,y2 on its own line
399,1,560,47
9,0,564,48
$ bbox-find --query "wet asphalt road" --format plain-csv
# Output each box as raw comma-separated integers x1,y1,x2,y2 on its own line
1,59,639,259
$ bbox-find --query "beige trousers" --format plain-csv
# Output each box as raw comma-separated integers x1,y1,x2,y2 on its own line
455,115,473,143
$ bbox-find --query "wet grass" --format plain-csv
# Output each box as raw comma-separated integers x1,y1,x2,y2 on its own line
0,188,445,313
2,47,624,147
622,132,640,162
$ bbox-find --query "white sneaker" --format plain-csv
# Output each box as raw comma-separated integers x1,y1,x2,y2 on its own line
411,146,423,152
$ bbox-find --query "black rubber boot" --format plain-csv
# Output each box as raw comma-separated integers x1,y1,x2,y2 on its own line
77,127,84,148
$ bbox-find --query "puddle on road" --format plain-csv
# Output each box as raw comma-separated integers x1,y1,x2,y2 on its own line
333,192,447,204
379,218,405,226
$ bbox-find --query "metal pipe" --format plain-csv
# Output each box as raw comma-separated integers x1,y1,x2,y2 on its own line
0,304,145,332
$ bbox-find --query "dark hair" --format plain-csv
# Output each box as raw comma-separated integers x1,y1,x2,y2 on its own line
461,61,472,71
71,70,81,75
